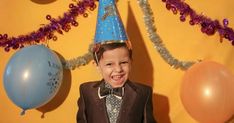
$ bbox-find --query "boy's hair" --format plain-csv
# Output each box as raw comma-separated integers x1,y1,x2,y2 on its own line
93,42,132,64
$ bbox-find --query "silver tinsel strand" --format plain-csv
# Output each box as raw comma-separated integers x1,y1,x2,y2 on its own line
138,0,197,70
62,44,94,70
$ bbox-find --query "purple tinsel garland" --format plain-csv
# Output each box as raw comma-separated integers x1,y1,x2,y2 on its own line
163,0,234,46
1,0,233,52
0,0,96,52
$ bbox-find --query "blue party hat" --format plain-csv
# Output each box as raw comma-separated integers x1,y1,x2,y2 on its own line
94,0,131,48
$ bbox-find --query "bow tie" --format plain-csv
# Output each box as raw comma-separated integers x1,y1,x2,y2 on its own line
98,86,124,99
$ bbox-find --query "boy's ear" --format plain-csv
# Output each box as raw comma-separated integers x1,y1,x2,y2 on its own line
92,60,98,66
93,61,101,73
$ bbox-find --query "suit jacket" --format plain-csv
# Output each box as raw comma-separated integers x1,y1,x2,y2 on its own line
77,80,157,123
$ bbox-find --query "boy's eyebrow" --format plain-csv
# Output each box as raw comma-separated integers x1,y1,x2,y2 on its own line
103,59,130,62
102,60,113,62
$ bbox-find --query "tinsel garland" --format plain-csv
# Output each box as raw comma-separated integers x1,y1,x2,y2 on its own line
0,0,198,70
64,0,197,70
62,43,93,70
0,0,96,52
137,0,196,70
1,0,233,70
162,0,234,45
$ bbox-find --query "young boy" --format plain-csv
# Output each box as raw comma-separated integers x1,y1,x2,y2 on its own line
77,0,156,122
77,42,156,123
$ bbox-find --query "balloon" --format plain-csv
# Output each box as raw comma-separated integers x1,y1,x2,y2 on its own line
181,61,234,123
30,0,57,4
3,45,63,113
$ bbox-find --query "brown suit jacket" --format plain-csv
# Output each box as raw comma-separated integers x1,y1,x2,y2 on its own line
77,80,156,123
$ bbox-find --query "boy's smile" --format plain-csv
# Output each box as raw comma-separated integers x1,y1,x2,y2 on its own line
97,47,131,88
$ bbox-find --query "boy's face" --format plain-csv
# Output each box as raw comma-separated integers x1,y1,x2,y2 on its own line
97,47,131,88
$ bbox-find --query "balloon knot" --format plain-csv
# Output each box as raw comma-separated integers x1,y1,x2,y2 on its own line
20,110,26,116
41,113,45,119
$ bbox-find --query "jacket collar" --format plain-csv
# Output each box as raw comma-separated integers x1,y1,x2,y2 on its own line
93,79,138,123
93,79,104,88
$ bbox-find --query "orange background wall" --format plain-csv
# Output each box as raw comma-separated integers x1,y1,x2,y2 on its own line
1,0,234,123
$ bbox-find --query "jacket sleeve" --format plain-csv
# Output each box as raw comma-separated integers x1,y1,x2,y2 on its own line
144,87,157,123
77,84,87,123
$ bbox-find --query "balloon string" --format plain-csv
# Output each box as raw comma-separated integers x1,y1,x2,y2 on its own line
20,110,26,116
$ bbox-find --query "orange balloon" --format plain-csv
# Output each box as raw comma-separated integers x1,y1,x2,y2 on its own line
181,61,234,123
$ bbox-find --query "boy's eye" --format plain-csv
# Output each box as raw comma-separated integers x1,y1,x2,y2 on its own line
106,63,112,66
121,61,128,64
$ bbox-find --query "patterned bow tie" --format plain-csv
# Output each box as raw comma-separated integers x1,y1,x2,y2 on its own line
98,86,124,99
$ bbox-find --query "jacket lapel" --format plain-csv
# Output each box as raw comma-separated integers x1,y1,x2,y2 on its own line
93,80,110,123
117,81,137,123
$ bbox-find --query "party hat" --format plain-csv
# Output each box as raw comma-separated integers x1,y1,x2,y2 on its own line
94,0,131,48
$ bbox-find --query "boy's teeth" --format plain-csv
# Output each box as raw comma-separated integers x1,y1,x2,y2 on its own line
113,75,121,79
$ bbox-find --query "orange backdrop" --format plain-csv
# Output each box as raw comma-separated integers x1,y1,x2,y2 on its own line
1,0,234,123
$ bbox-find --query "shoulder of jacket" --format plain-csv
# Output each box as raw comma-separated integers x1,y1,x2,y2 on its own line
128,80,152,93
131,81,151,89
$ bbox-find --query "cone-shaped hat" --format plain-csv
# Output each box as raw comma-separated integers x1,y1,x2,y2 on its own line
94,0,129,45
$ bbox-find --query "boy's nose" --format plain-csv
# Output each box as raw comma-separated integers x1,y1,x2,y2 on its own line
114,65,123,72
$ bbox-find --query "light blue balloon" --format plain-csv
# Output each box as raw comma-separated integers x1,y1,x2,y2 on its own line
3,45,63,112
